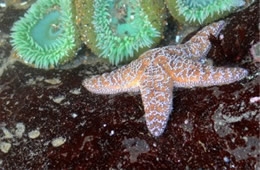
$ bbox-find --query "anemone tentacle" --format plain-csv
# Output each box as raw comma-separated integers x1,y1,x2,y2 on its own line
75,0,166,65
11,0,80,69
166,0,245,25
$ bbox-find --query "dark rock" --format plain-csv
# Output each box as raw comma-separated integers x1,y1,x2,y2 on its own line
0,1,259,169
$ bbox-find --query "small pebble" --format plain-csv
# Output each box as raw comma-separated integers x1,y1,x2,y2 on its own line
219,34,224,40
0,142,11,153
250,42,260,62
71,113,78,118
250,96,260,103
224,156,230,163
15,123,25,138
53,95,65,104
175,35,180,43
51,137,66,147
109,130,115,136
1,127,13,139
69,88,81,95
28,130,40,139
44,78,61,85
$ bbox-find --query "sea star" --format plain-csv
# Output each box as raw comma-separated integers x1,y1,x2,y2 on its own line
82,20,248,137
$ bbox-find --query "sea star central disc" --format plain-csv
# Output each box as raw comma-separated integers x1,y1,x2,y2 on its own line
83,20,248,137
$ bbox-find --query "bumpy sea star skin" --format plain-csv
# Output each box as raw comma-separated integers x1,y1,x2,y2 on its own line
82,20,248,137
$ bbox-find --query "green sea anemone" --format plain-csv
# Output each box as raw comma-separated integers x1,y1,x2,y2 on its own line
75,0,166,65
11,0,80,69
166,0,245,25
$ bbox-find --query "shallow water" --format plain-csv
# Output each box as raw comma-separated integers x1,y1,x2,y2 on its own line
0,0,259,169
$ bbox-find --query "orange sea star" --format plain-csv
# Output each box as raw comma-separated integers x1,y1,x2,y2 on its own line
82,20,248,137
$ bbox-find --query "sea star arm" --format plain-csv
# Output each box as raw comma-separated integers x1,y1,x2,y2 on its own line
184,20,226,60
140,64,174,137
82,59,144,94
82,20,248,137
165,57,248,88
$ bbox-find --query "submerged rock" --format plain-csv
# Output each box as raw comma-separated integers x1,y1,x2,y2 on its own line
0,1,259,169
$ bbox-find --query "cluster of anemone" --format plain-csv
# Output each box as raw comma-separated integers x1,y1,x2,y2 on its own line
166,0,245,25
11,0,80,69
11,0,246,68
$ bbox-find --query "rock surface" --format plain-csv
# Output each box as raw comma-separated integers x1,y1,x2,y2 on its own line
0,1,259,169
